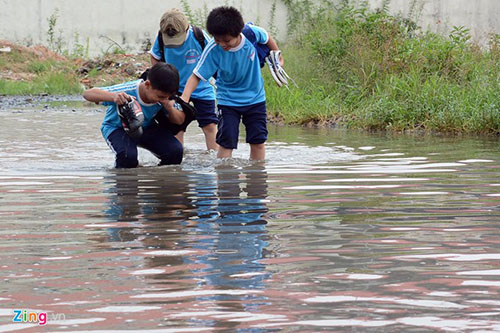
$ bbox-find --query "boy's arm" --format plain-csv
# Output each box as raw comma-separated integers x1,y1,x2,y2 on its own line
266,35,279,51
150,54,159,66
149,35,162,66
180,74,201,103
252,25,284,66
160,100,185,125
83,88,130,105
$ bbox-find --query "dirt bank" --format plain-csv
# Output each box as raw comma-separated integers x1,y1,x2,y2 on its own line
0,40,150,90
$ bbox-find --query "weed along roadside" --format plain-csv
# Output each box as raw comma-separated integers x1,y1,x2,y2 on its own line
1,1,499,135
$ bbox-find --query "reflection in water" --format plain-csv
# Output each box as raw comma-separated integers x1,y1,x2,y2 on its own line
97,166,271,330
186,165,269,288
103,167,194,242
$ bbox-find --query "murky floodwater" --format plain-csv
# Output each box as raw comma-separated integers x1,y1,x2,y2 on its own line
1,97,500,332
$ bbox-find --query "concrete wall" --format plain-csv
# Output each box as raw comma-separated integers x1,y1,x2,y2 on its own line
1,0,499,56
0,0,288,56
369,0,500,45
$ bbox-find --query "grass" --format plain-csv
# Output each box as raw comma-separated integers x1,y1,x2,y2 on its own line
266,1,500,135
0,70,82,95
0,45,83,95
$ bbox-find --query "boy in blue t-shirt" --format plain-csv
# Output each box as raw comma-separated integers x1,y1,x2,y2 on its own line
150,8,218,150
83,63,185,168
181,6,282,161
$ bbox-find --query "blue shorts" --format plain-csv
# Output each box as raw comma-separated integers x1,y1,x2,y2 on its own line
191,98,217,128
106,125,183,168
216,101,268,149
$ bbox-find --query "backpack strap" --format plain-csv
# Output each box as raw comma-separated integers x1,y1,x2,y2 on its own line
241,23,257,44
158,26,204,59
157,30,165,62
241,23,270,68
192,26,206,50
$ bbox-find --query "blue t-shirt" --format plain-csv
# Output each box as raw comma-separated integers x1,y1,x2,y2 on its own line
150,26,215,101
194,25,269,107
100,80,164,139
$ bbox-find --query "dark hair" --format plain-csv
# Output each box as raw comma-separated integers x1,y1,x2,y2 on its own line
206,6,244,37
147,62,179,94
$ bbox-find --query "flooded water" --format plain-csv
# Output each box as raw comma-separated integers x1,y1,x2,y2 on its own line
1,97,500,332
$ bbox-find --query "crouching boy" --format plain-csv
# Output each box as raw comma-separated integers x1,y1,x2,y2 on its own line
83,62,185,168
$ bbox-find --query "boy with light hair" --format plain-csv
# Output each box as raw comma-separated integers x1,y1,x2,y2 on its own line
150,8,218,150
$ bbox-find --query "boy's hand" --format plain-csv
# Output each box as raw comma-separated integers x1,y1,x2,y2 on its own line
164,99,186,126
171,95,197,121
113,92,131,105
160,99,175,109
179,93,189,103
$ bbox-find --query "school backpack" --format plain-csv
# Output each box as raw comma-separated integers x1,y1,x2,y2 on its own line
242,22,271,68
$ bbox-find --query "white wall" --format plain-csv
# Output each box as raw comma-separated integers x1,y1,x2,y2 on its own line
1,0,499,56
369,0,500,45
0,0,288,56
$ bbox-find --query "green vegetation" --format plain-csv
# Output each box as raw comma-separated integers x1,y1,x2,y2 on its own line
47,8,90,58
0,46,82,95
0,72,82,95
46,9,65,54
180,0,210,28
1,0,499,135
267,0,500,135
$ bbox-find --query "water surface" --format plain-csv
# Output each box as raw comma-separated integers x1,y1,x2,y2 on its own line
1,99,500,331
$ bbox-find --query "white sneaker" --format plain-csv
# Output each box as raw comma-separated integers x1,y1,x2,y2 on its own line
266,50,298,89
266,57,282,87
271,50,290,86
